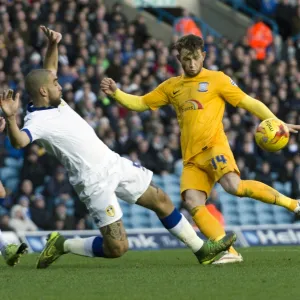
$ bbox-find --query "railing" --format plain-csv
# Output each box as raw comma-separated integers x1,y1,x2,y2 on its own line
219,0,279,35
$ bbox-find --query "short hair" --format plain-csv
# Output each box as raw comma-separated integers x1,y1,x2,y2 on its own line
173,34,205,54
25,69,52,97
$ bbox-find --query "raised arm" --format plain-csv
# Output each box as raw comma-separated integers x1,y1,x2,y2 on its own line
238,96,300,133
0,90,30,149
101,78,170,111
40,26,62,75
101,78,149,112
218,72,300,134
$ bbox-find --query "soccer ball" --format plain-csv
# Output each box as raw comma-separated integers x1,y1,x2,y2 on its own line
254,118,289,152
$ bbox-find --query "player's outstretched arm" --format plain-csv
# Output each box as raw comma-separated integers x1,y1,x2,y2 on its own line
101,78,150,112
40,26,62,75
0,90,30,149
238,96,300,133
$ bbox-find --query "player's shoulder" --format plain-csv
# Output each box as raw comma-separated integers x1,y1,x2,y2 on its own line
205,69,237,86
161,76,182,90
202,68,226,80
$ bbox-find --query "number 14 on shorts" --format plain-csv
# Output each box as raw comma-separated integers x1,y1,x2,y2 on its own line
211,155,227,170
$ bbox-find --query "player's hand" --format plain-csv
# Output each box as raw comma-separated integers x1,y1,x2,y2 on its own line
100,78,117,95
286,123,300,134
0,90,20,119
40,25,62,44
0,117,6,132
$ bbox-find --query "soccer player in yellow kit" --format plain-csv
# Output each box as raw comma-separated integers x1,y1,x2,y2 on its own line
101,34,300,263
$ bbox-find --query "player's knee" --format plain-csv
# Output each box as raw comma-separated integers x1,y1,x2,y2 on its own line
220,175,240,195
183,190,206,211
107,241,129,258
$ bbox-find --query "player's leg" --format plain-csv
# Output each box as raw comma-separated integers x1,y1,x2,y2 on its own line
113,157,236,264
63,218,128,258
37,190,128,268
219,172,299,213
180,164,240,260
136,183,236,264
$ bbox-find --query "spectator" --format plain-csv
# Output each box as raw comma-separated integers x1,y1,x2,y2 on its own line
247,19,273,60
53,203,75,230
15,179,34,203
20,146,46,189
44,166,73,201
9,204,38,232
255,161,273,187
30,194,53,230
0,215,14,231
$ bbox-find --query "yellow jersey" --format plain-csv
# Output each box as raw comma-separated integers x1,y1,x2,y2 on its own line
141,68,248,163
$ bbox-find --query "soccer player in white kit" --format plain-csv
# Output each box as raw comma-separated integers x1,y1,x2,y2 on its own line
0,27,236,268
0,117,28,266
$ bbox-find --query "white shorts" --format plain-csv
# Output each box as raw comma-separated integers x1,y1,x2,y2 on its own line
73,152,153,228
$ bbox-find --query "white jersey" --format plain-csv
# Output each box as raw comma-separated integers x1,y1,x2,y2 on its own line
22,100,110,186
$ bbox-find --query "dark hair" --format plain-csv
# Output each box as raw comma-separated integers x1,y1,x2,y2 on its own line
173,34,204,54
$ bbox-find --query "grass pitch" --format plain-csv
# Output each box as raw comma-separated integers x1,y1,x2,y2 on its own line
0,247,298,300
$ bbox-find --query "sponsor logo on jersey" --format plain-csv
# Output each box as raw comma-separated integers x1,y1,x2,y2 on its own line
198,82,209,92
180,100,203,113
106,205,115,217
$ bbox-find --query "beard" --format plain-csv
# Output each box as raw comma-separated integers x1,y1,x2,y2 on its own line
49,96,62,107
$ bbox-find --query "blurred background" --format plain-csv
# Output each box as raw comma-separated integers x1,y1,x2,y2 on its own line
0,0,300,233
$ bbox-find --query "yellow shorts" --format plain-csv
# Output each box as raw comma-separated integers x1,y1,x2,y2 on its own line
181,141,240,197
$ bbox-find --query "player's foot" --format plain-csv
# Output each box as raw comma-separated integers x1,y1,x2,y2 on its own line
36,232,65,269
212,251,243,264
2,243,28,267
294,200,300,215
195,232,237,265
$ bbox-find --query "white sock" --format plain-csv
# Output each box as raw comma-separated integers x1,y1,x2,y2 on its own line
64,237,95,257
168,215,204,253
0,229,8,252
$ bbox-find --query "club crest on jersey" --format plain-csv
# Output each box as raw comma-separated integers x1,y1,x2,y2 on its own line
198,82,209,92
180,100,203,113
106,205,115,217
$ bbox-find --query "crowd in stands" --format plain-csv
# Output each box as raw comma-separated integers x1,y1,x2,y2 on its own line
0,0,300,231
244,0,300,39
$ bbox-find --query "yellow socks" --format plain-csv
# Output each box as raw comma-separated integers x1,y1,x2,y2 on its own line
191,205,238,256
236,180,298,212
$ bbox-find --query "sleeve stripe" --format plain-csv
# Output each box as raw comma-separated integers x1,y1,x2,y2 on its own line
21,128,33,143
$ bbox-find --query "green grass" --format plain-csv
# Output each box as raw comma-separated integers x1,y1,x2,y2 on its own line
0,247,299,300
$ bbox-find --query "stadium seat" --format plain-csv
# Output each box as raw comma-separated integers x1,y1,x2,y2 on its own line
130,214,150,228
174,160,183,177
4,178,19,192
168,194,181,208
4,157,23,169
161,174,179,184
225,218,240,226
149,212,164,228
239,213,258,225
273,182,285,194
0,206,8,216
254,202,273,213
222,203,238,215
152,174,163,188
257,213,276,224
274,213,293,224
0,167,19,181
